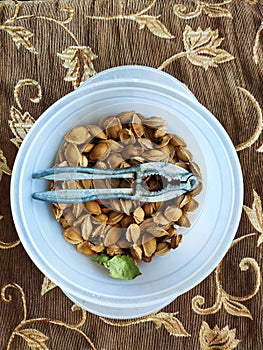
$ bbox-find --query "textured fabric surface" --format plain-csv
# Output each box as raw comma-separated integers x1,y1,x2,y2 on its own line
0,1,263,349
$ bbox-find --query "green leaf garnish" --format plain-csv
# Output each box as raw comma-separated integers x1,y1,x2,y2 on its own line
92,254,141,280
107,255,141,280
92,254,110,266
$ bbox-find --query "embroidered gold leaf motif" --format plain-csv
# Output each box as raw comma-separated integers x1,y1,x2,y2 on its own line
41,276,57,296
192,240,259,319
134,15,174,39
183,26,234,70
0,149,12,181
173,1,232,19
0,25,38,54
150,312,190,336
193,292,253,319
1,283,97,350
257,232,263,247
16,329,49,349
223,298,253,318
199,321,240,350
87,0,174,40
203,4,232,18
8,106,35,148
158,25,234,71
243,190,263,246
100,312,190,336
57,46,97,89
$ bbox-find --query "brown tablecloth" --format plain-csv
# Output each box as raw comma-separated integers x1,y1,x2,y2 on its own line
1,0,263,349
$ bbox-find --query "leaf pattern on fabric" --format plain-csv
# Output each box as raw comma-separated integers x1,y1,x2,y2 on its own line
100,312,190,337
41,277,57,296
17,329,49,350
173,1,232,19
1,283,97,350
0,149,12,181
134,15,174,39
8,106,35,148
150,312,190,336
223,298,253,319
183,26,234,69
203,3,232,18
199,321,240,350
192,233,261,319
243,190,263,246
159,25,234,70
57,46,97,89
87,0,174,40
0,25,38,54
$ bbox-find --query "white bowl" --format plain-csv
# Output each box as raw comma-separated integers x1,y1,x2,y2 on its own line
11,66,243,318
